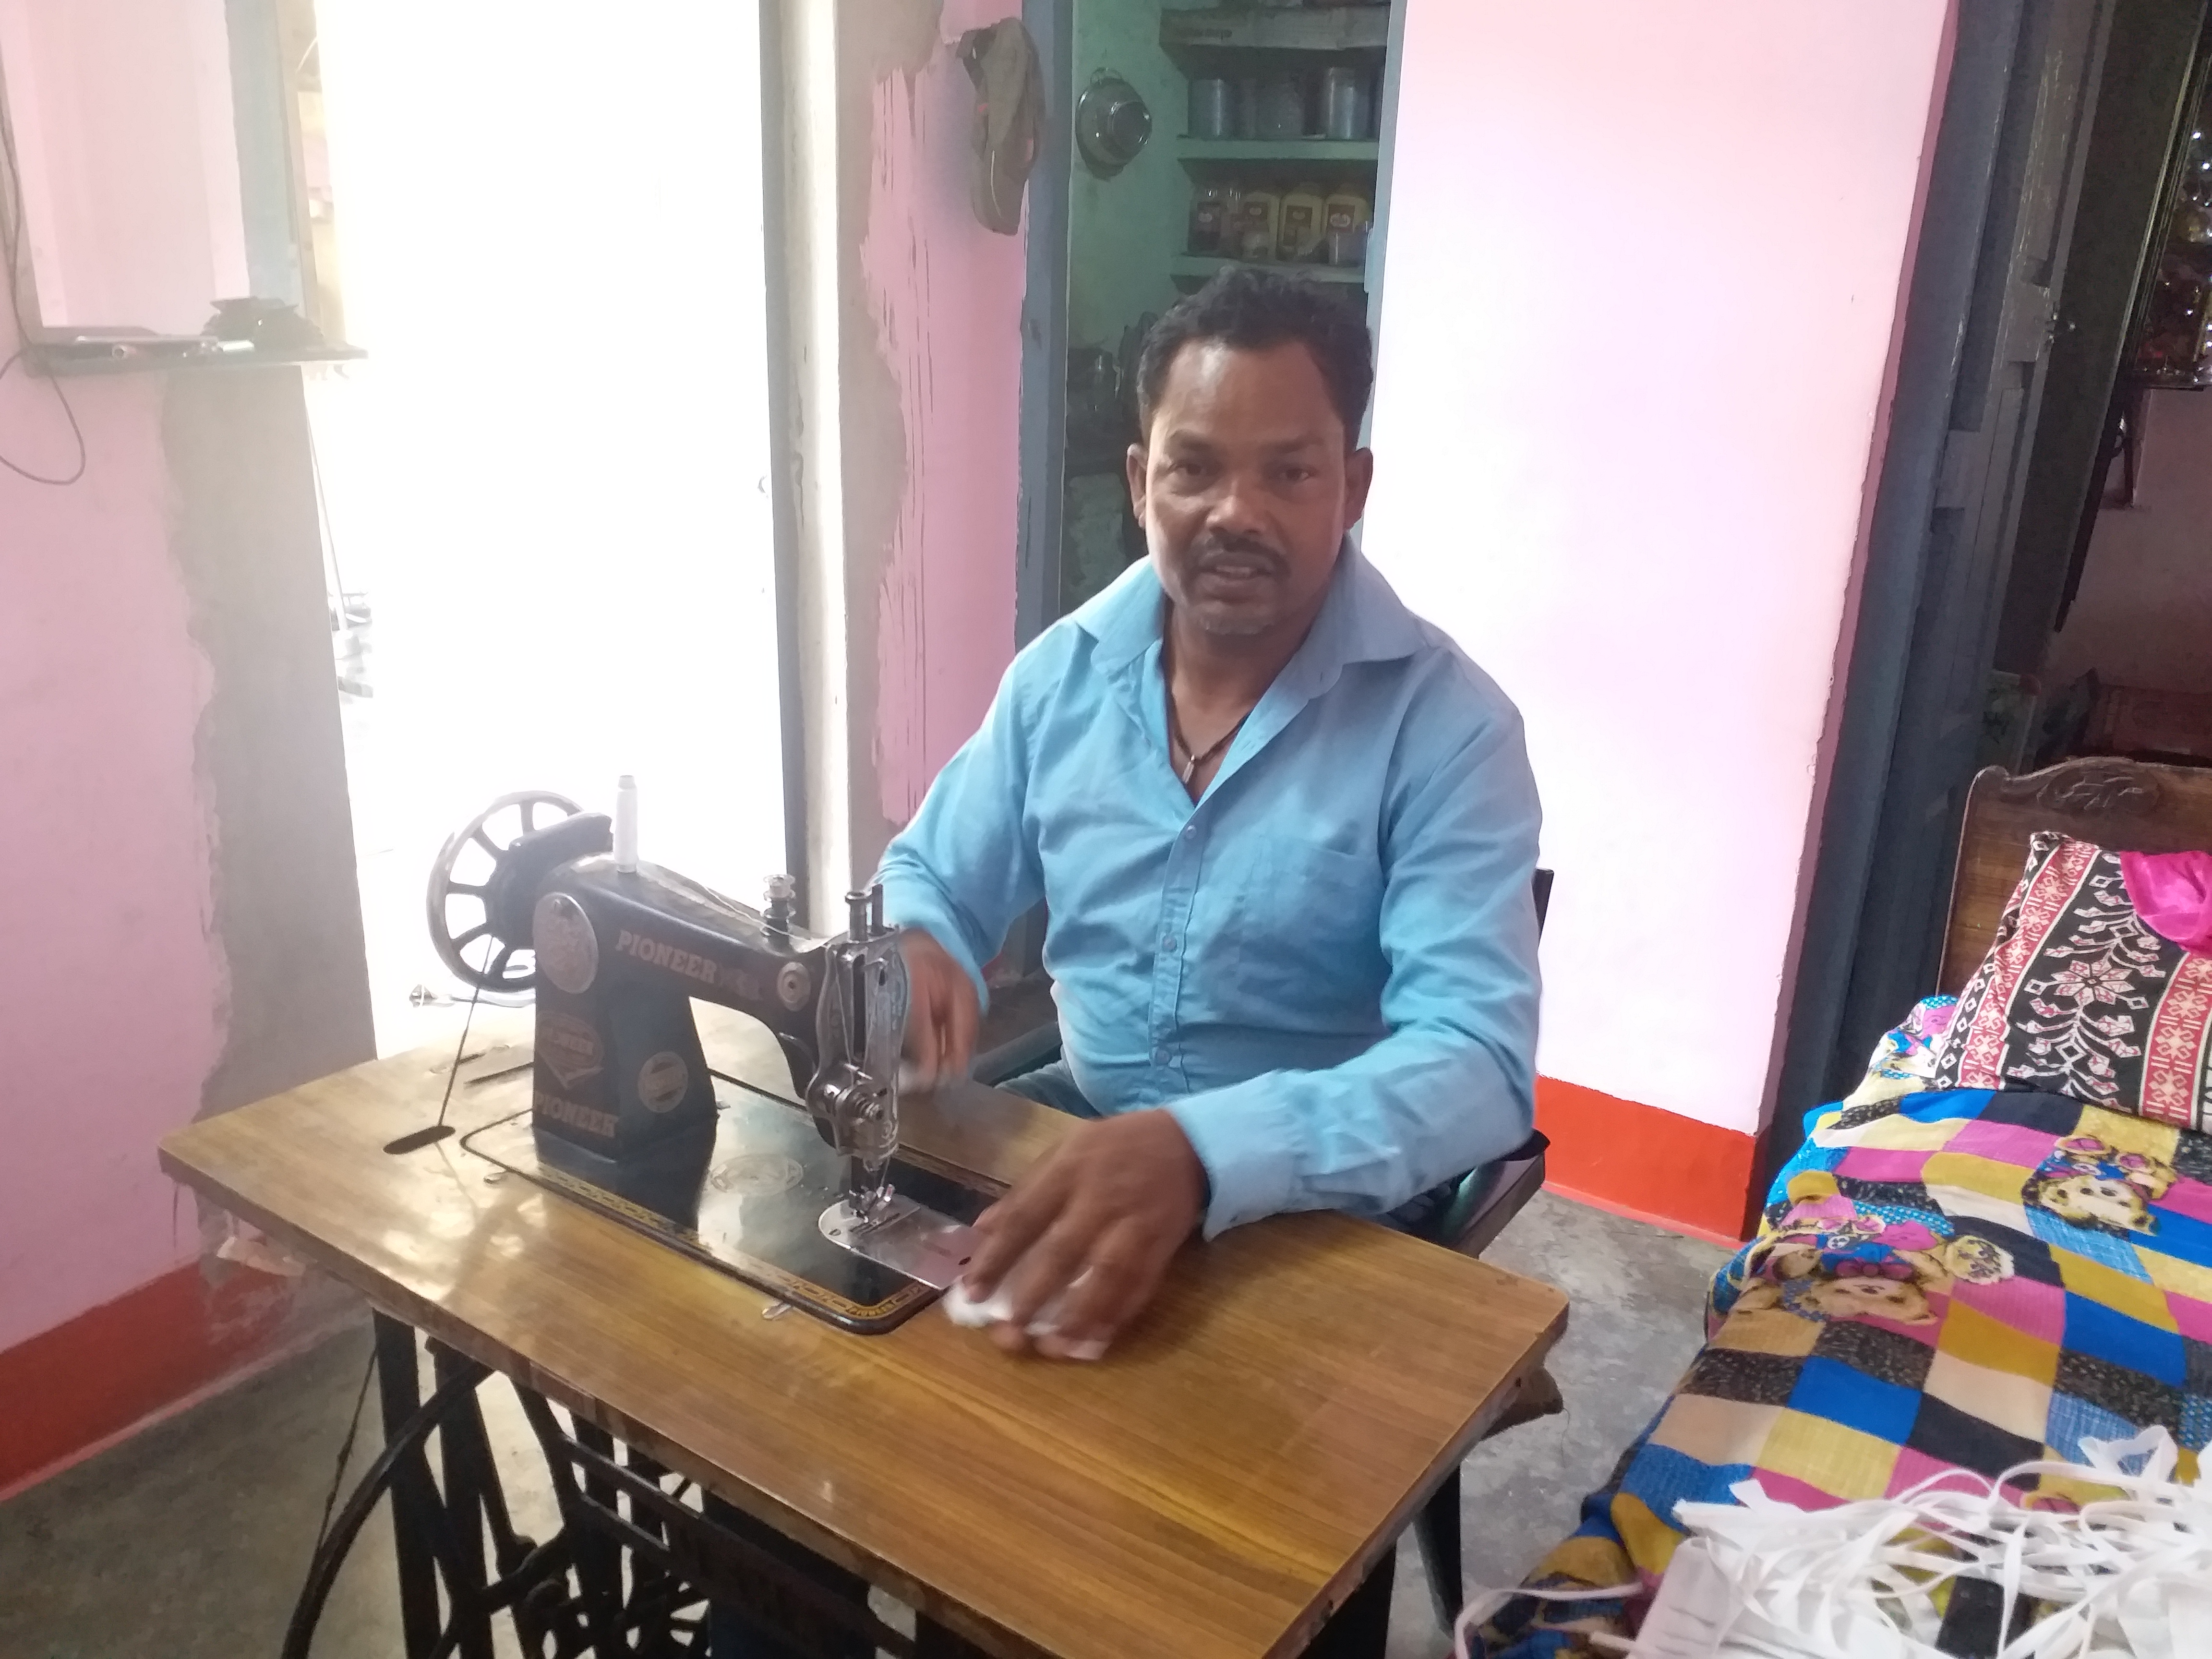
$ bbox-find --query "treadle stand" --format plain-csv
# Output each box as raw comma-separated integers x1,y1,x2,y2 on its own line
283,1313,990,1659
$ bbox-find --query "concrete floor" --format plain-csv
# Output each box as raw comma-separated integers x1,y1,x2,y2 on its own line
0,1191,1728,1659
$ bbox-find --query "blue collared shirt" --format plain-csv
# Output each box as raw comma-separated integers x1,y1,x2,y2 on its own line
876,544,1541,1237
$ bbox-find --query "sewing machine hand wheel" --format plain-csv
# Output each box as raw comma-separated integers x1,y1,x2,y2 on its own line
426,791,583,993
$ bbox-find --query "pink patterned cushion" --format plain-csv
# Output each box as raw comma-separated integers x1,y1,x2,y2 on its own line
1932,831,2212,1131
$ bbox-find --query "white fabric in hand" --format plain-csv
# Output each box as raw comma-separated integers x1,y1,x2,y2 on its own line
942,1271,1091,1337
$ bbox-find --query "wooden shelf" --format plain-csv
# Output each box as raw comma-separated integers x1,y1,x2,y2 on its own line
1172,255,1365,288
31,341,366,377
1162,7,1390,54
1178,138,1379,165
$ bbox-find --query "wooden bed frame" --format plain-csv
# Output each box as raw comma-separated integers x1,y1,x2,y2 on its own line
1939,757,2212,994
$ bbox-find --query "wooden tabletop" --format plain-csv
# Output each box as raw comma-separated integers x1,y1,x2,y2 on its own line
159,1007,1567,1659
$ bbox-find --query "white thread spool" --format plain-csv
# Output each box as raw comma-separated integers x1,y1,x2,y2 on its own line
613,775,638,872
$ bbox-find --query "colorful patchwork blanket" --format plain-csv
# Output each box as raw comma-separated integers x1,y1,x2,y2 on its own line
1477,1084,2212,1659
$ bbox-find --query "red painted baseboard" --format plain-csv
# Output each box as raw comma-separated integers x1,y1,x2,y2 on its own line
0,1261,300,1495
1536,1075,1760,1243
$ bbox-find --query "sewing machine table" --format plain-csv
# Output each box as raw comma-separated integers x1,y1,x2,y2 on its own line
157,1006,1567,1658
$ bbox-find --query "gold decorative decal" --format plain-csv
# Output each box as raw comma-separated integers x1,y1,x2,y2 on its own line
637,1051,690,1113
539,1013,604,1089
535,1088,617,1139
535,893,600,994
614,928,721,988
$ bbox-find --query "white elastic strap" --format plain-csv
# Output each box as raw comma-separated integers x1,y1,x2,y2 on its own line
1455,1429,2206,1659
1647,1427,2208,1659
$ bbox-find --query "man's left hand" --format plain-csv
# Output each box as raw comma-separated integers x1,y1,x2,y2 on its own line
960,1109,1206,1360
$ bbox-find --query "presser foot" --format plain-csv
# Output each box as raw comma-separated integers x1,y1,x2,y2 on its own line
818,1193,977,1290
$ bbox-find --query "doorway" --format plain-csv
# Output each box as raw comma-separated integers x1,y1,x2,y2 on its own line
1768,0,2212,1185
304,0,787,1055
1994,52,2212,757
1018,0,1399,636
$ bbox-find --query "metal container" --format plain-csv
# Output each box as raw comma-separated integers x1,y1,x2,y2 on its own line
1249,73,1308,141
1321,66,1373,141
1075,73,1152,177
1188,76,1236,140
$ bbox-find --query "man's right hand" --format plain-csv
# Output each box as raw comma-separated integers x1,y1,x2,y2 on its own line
899,929,978,1086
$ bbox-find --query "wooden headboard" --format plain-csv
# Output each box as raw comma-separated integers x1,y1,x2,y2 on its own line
1939,758,2212,994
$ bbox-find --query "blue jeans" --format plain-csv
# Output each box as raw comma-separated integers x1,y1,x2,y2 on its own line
998,1058,1100,1119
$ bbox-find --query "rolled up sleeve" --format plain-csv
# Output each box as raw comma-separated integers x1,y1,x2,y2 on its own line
875,659,1046,1008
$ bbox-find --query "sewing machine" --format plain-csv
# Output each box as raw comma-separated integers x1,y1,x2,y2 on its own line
425,789,982,1332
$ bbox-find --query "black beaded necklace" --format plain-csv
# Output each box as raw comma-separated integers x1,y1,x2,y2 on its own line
1167,702,1248,786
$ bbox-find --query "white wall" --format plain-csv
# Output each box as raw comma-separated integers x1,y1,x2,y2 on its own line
1366,0,1952,1134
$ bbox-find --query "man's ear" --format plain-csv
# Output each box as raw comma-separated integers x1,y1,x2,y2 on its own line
1344,446,1375,527
1125,443,1148,521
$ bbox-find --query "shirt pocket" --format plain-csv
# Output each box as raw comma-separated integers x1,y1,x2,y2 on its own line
1223,833,1388,1025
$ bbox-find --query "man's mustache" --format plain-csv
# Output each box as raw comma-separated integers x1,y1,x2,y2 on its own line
1191,536,1287,578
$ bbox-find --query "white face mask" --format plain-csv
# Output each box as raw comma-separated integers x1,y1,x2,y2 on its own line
1454,1426,2212,1659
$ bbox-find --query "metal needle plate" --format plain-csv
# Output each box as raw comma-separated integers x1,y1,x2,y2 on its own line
819,1194,978,1291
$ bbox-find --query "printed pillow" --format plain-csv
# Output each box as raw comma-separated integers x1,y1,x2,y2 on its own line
1933,830,2212,1130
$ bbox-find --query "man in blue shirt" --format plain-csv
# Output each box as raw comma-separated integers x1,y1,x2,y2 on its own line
878,266,1541,1362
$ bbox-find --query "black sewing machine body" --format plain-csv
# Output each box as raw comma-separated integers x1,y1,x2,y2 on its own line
451,808,830,1168
436,795,969,1331
541,887,820,1171
531,856,830,1163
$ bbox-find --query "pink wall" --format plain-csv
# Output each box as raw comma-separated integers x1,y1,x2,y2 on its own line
863,5,1027,830
2043,389,2212,697
1366,0,1952,1136
0,334,223,1354
0,0,248,335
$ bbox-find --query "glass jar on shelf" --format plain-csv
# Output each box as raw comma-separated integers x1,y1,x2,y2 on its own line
1278,181,1328,264
1235,184,1283,262
1323,183,1371,269
1188,180,1236,256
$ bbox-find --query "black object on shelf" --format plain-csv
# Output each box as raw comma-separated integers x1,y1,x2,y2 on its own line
206,296,329,350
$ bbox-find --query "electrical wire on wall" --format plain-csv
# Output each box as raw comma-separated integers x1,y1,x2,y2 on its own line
0,73,87,488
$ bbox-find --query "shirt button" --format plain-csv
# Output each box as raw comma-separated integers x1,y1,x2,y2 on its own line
1153,1045,1170,1065
1161,934,1178,952
1181,825,1196,840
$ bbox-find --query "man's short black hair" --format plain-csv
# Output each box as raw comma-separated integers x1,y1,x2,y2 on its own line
1135,265,1374,446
